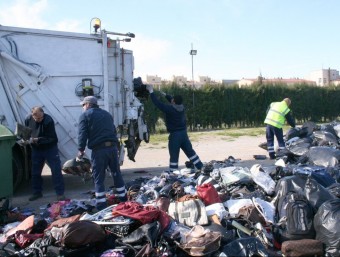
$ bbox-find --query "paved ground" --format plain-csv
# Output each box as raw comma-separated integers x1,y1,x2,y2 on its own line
10,134,275,214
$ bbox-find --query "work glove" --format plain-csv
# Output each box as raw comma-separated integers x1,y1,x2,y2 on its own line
160,91,166,96
29,137,38,144
18,139,29,146
146,84,153,93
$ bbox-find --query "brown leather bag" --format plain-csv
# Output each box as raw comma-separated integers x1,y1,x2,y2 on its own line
46,214,82,230
61,220,106,248
238,205,266,225
155,195,170,212
178,230,221,256
281,239,324,257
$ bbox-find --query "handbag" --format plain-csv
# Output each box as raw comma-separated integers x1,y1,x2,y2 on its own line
101,218,142,237
61,220,106,248
176,226,221,256
197,183,221,206
119,221,160,248
221,237,269,257
155,195,170,212
238,204,266,225
168,199,208,227
281,239,324,257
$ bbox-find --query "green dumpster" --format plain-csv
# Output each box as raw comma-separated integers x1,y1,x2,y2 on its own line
0,125,16,198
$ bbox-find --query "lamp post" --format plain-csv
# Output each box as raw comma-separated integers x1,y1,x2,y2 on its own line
189,43,197,130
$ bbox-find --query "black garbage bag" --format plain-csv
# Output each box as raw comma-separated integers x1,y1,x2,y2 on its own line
273,174,307,210
303,146,340,167
327,183,340,198
333,123,340,138
304,176,336,211
286,127,301,141
293,165,336,187
286,137,312,156
301,121,318,137
313,130,339,147
286,126,309,140
320,124,338,138
314,199,340,257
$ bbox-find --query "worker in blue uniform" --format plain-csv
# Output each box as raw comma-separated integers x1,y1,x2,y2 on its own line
78,96,127,210
146,85,203,172
25,106,65,201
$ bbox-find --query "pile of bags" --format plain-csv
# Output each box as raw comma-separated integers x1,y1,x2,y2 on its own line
0,121,339,257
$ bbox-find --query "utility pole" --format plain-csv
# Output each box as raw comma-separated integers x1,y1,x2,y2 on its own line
189,43,197,129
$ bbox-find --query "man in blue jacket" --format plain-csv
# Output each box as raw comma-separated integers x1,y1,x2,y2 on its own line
25,106,65,201
78,96,127,210
146,85,203,172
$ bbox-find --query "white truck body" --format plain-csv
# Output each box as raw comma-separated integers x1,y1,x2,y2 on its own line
0,25,148,166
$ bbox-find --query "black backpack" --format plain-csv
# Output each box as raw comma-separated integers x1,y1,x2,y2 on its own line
276,192,315,242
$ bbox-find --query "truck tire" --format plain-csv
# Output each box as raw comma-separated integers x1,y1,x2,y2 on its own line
12,149,24,191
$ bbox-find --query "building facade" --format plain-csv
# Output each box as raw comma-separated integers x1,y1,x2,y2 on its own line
306,68,340,86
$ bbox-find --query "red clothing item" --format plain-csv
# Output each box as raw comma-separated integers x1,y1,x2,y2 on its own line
112,201,170,232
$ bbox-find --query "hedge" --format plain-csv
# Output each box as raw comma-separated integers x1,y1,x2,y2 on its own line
143,83,340,133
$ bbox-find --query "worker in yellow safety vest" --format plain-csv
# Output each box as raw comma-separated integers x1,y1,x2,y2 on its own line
264,98,295,159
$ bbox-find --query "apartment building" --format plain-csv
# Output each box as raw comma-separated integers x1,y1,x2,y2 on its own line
305,68,340,86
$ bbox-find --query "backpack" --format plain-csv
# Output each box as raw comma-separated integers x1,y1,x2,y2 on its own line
277,192,315,242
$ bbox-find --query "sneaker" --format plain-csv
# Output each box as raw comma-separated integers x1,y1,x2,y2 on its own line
29,193,43,201
57,195,66,201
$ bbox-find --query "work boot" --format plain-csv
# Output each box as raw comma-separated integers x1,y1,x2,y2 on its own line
96,202,108,211
29,193,43,201
269,153,276,160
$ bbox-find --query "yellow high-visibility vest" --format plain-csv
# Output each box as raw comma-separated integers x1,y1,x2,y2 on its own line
264,100,290,129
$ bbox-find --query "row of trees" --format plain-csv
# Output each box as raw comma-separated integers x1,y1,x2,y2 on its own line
143,83,340,133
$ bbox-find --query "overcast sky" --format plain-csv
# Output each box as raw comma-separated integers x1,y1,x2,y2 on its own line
1,0,339,81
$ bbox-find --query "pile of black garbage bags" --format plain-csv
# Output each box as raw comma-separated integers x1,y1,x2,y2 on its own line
0,121,339,257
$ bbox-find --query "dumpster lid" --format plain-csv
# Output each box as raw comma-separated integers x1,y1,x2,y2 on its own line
0,125,16,140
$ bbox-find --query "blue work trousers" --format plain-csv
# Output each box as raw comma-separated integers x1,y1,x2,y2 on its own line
266,125,285,155
168,130,203,171
91,145,127,208
31,145,64,195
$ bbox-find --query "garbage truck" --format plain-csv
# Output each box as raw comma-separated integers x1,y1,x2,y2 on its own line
0,21,149,191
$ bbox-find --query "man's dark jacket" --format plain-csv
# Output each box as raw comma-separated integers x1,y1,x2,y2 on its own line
150,93,186,133
24,113,58,150
78,107,118,151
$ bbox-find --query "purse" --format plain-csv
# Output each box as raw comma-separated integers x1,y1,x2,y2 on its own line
61,220,106,248
281,239,324,257
197,183,221,206
119,221,160,248
155,195,170,212
176,226,221,257
238,205,266,225
168,199,208,227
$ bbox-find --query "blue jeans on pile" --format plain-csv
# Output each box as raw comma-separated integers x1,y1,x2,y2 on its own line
31,145,64,196
91,145,127,210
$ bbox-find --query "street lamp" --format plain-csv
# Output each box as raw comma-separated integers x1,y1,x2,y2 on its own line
190,44,197,87
189,43,197,129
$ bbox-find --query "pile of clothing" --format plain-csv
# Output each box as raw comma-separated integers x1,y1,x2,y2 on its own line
0,121,339,257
